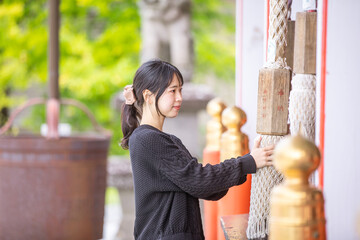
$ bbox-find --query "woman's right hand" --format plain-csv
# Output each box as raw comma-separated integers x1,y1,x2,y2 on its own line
250,136,274,169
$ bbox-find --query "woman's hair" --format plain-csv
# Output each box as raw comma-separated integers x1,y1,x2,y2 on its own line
120,59,183,149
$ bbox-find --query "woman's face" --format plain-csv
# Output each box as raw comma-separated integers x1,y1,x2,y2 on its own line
157,75,183,118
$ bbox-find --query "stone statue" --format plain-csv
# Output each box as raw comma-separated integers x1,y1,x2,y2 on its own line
138,0,193,82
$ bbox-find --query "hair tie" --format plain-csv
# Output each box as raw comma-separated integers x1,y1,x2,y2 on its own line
123,85,136,105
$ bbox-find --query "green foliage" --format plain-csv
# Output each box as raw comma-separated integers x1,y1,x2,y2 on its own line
105,186,120,205
0,0,235,155
0,1,47,108
192,0,236,83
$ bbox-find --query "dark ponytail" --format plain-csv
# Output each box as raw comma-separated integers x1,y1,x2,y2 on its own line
120,100,140,149
120,59,183,149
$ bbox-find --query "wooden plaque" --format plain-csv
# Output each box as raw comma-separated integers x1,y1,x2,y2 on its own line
293,12,317,74
256,68,291,135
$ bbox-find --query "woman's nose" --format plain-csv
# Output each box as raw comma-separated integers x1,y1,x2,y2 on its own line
176,92,182,102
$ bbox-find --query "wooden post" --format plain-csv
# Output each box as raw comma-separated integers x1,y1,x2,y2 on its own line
293,12,317,74
48,0,60,100
256,68,291,135
47,0,60,139
285,20,296,70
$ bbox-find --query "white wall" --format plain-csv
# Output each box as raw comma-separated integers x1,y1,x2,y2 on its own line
239,0,264,148
320,0,360,239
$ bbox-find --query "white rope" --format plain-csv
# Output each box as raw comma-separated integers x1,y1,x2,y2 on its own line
289,74,316,140
263,57,290,70
246,135,284,238
267,0,288,65
289,73,317,184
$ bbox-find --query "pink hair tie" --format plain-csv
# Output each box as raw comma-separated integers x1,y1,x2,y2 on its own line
123,85,136,105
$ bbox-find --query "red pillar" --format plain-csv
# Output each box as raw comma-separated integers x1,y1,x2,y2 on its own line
203,149,220,240
217,175,251,240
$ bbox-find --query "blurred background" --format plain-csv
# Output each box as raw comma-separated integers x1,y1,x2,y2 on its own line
0,0,237,155
2,1,360,239
0,0,237,239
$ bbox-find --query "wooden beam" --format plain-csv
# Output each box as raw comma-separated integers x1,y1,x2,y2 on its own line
285,20,295,71
293,12,317,74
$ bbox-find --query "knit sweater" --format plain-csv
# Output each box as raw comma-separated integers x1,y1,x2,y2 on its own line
128,124,257,240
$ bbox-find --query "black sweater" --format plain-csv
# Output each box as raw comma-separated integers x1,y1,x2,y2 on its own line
128,124,257,240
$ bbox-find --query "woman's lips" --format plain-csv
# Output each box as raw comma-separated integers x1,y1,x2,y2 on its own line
173,105,181,110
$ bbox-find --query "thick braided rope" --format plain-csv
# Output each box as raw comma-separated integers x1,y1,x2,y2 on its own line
267,0,288,64
246,135,284,238
289,74,316,140
289,74,316,184
247,0,289,238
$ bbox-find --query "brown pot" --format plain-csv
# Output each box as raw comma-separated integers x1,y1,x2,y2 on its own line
0,135,110,240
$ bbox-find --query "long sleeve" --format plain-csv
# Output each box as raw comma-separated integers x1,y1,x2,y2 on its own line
200,189,228,201
160,152,256,199
132,125,257,199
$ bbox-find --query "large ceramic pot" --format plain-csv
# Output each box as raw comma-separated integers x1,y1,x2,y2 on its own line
0,135,110,240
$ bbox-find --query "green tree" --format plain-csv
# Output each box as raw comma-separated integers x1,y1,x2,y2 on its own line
0,0,235,155
192,0,236,84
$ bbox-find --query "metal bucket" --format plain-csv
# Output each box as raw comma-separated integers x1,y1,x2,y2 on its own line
0,135,110,240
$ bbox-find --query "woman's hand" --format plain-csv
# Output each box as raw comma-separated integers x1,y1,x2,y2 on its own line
250,136,274,169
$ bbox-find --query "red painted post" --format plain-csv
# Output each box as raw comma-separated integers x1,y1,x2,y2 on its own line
203,98,226,240
203,149,221,240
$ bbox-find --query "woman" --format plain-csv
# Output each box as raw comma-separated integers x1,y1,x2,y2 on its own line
121,59,273,240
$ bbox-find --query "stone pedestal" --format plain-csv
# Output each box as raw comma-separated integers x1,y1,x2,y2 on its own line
107,156,135,240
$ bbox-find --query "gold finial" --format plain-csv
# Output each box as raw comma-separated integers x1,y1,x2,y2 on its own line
206,98,226,121
274,134,320,182
205,98,226,151
274,134,320,181
220,106,249,160
269,134,326,239
222,106,247,131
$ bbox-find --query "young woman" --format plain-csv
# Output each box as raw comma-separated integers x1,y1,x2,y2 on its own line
121,59,274,240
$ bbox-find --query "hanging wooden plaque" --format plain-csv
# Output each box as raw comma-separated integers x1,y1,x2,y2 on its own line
256,68,291,135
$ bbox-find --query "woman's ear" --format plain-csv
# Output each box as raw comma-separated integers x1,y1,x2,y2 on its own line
142,89,154,104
